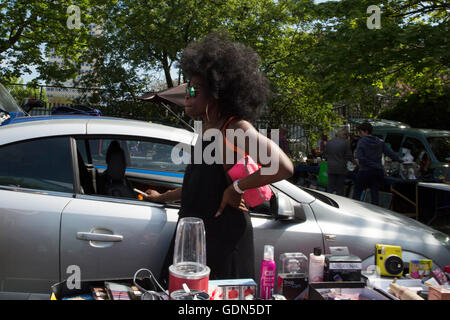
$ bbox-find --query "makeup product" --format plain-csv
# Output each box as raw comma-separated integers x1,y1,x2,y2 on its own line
309,247,325,283
208,279,257,300
277,252,308,300
225,286,240,300
409,260,421,279
91,287,108,300
260,245,276,299
324,247,362,282
105,282,131,300
419,259,432,278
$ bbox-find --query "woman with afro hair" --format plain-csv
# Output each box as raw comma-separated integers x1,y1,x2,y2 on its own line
145,32,293,281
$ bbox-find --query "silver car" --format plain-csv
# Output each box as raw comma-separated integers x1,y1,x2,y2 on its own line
0,99,449,300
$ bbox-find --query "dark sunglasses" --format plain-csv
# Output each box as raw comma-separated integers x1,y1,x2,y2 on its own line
185,85,200,98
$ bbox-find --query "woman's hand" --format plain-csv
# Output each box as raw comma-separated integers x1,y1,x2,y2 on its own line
143,188,162,203
142,187,182,204
215,185,248,217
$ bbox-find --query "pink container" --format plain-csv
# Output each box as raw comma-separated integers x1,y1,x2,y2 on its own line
260,245,276,300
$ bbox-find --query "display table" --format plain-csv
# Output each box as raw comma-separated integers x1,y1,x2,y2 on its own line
417,182,450,225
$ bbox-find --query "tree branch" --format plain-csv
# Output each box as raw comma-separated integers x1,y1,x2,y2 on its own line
386,3,449,19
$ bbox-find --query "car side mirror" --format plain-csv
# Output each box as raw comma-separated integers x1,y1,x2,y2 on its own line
274,192,306,222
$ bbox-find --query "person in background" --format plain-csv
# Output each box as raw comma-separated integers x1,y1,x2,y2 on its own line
324,128,353,196
353,122,403,205
279,127,289,155
349,132,359,155
319,133,328,155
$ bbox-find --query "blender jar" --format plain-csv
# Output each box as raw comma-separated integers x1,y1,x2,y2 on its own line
169,217,210,295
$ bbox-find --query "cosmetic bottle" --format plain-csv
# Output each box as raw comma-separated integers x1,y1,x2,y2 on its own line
260,245,276,299
308,247,325,283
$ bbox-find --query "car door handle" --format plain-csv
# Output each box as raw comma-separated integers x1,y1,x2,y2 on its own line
76,232,123,242
325,234,336,242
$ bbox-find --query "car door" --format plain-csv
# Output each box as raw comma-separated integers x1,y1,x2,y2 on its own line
0,137,74,295
60,196,179,282
59,136,185,283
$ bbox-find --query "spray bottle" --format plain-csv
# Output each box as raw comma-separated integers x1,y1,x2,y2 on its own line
260,245,276,299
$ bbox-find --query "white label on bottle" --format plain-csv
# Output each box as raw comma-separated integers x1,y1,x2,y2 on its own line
329,263,362,270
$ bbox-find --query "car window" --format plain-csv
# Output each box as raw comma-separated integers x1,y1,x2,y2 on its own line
300,187,339,208
385,133,403,152
427,136,450,163
0,137,74,192
402,137,428,161
88,138,187,174
76,139,89,163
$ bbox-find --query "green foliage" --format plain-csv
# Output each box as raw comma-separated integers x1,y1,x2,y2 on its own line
0,0,103,83
295,0,449,116
379,88,450,130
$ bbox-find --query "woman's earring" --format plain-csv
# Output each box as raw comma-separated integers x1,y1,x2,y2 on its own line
206,104,210,122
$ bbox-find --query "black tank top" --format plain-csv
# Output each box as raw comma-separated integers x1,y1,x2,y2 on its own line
178,132,255,280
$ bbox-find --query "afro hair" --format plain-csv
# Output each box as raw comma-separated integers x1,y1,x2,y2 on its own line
180,32,270,121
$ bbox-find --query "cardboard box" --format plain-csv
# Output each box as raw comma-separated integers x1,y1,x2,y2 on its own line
324,254,362,281
324,247,362,282
277,274,308,300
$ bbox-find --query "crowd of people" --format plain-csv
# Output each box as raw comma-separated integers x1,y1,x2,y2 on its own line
298,122,403,207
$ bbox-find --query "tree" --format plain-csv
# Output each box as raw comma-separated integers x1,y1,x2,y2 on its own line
0,0,104,83
289,0,449,117
379,88,450,130
83,0,229,89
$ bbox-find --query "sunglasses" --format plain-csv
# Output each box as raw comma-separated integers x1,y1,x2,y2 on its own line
185,85,200,98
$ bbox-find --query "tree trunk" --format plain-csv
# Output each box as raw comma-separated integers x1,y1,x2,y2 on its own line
161,54,173,88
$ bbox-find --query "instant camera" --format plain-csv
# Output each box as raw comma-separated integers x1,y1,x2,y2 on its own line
375,244,404,277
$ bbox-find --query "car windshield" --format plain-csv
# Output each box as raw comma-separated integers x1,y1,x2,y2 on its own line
0,83,21,113
427,136,450,163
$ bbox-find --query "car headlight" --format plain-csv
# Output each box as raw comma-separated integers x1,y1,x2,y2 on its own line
433,232,450,249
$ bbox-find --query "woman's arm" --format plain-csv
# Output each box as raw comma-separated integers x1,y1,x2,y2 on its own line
144,187,182,204
226,119,294,186
216,119,294,217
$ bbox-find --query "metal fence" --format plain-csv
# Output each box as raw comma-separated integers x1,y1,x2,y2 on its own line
8,83,362,160
28,107,51,116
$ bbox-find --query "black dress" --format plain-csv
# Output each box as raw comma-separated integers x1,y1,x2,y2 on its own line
161,134,255,281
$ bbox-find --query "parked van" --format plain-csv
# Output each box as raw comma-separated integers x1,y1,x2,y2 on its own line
350,119,450,180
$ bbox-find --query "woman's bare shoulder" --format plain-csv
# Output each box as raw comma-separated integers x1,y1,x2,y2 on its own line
225,118,255,131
